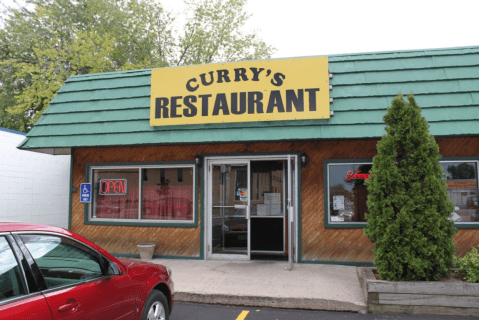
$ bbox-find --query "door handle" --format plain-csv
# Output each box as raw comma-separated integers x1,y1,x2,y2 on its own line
58,299,81,312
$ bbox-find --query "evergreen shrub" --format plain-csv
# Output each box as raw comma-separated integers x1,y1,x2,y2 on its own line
364,93,457,281
455,247,479,283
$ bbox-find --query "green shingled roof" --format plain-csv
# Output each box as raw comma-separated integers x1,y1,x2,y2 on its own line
19,46,479,152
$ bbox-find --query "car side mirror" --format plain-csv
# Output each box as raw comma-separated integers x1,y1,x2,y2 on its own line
107,262,120,275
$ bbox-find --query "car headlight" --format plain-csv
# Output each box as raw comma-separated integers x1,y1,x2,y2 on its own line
166,267,174,294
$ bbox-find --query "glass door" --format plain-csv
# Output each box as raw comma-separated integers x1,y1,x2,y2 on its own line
249,160,286,254
208,161,250,260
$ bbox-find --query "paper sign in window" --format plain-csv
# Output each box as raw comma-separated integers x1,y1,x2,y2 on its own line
264,193,281,204
333,195,345,210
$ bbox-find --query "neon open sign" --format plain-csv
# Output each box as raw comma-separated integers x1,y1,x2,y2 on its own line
99,179,127,195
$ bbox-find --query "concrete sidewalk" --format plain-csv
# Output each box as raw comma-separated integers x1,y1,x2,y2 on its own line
150,259,367,314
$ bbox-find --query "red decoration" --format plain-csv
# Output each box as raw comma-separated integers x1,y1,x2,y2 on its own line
345,170,371,181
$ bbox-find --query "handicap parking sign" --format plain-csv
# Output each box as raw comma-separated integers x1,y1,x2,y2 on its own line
80,183,91,203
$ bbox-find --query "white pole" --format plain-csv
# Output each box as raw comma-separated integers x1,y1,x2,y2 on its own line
286,155,293,271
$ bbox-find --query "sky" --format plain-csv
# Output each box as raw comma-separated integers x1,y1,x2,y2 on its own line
2,0,478,58
160,0,479,58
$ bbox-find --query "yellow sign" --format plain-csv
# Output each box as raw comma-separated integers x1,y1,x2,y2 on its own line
150,57,330,126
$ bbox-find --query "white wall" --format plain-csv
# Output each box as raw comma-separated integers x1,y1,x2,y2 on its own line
0,129,70,228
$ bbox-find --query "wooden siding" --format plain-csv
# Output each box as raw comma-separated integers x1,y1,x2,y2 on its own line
363,268,479,317
71,136,479,261
71,146,203,257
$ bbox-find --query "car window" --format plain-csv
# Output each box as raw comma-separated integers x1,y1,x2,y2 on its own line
0,236,27,302
19,234,103,289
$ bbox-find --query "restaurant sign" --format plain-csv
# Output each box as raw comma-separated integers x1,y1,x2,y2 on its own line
150,57,330,126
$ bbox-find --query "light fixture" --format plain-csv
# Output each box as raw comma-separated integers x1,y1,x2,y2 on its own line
301,153,307,168
195,155,202,167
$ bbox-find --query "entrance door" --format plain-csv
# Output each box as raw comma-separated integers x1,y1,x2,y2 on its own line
206,155,298,262
207,161,251,260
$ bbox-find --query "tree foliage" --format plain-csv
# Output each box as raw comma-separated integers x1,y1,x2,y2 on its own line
364,93,457,281
455,247,479,283
0,0,275,131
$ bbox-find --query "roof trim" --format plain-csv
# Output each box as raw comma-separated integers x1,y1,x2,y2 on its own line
0,127,26,136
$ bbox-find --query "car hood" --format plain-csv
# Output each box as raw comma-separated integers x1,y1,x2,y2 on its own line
117,258,168,276
118,258,151,268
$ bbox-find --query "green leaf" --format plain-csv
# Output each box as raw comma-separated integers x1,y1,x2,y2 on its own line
0,0,275,131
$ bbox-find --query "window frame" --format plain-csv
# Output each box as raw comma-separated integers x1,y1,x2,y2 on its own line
84,162,198,227
13,231,112,293
0,233,30,305
324,159,372,229
324,157,479,229
440,157,479,228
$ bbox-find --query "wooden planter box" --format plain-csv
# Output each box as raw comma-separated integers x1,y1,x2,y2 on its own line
361,268,479,317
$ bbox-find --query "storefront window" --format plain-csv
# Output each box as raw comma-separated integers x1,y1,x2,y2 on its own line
326,160,479,225
93,169,139,219
327,162,371,224
142,168,194,220
441,161,478,223
91,165,195,223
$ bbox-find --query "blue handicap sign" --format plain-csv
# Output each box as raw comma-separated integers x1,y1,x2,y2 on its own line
80,183,92,203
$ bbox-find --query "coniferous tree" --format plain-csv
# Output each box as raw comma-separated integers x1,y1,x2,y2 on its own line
364,93,457,281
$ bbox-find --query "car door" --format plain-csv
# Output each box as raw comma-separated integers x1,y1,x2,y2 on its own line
17,233,138,320
0,235,52,319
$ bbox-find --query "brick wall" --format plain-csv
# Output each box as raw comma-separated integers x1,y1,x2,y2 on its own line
0,130,70,228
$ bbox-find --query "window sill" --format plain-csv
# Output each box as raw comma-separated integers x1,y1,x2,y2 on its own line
324,222,479,229
85,219,198,228
324,222,367,229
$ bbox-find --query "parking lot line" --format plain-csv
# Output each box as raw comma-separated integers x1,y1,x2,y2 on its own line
236,310,250,320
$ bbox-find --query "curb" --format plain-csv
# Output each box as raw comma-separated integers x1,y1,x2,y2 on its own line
175,292,368,313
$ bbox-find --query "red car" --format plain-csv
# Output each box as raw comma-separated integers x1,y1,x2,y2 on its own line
0,222,173,320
